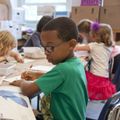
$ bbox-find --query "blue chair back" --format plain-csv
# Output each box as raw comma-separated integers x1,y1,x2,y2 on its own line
98,91,120,120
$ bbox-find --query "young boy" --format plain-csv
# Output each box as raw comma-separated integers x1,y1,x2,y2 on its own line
11,17,88,120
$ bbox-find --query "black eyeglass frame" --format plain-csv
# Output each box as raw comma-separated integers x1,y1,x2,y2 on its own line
42,42,66,53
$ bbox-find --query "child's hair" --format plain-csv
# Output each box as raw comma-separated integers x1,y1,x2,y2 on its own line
0,31,16,56
42,17,78,42
77,19,93,34
36,16,53,33
91,22,114,47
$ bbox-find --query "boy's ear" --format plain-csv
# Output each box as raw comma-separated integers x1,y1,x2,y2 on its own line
68,39,77,49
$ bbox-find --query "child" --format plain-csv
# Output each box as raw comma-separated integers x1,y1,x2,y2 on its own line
10,17,88,120
75,22,116,100
77,19,93,44
75,19,93,60
0,31,24,63
24,16,53,47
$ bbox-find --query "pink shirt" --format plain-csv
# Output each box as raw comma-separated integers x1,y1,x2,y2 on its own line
111,46,120,58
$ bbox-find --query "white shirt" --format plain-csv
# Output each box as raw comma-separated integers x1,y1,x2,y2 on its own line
88,42,112,77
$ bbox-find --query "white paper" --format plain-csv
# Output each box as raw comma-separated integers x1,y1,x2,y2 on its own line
0,63,16,76
0,89,36,120
3,75,21,83
0,96,19,120
31,65,54,73
0,76,5,85
0,85,21,93
0,96,35,120
24,58,35,63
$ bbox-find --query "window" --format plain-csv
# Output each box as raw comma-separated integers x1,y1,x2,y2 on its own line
25,0,67,4
21,0,71,21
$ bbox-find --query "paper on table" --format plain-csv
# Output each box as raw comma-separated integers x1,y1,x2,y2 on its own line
0,76,5,85
3,75,21,83
24,58,35,63
0,85,21,93
0,96,36,120
0,96,20,120
31,65,54,73
7,96,36,120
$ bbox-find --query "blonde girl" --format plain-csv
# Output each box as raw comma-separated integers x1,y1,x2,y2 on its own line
0,31,23,63
75,22,116,100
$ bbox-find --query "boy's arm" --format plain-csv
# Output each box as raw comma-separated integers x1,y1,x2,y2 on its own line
10,80,40,98
74,43,90,51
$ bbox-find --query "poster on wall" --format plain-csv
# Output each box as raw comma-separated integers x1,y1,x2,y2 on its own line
81,0,103,6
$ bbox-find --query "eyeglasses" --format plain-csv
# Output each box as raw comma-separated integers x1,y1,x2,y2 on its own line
42,42,65,53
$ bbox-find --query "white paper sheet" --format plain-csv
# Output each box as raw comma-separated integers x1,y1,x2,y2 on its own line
0,85,21,93
3,75,21,83
0,76,5,85
0,96,35,120
31,65,54,73
0,89,36,120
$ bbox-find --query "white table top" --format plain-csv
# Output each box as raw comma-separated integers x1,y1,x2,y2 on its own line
0,57,52,120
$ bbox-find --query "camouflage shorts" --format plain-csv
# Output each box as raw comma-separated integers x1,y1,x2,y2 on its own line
41,95,53,120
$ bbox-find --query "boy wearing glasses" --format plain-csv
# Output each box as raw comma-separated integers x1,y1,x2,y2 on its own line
11,17,88,120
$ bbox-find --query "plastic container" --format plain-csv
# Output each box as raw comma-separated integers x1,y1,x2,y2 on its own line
0,63,16,76
23,47,46,59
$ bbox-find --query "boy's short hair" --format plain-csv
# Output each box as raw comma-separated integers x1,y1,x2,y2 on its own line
42,17,78,42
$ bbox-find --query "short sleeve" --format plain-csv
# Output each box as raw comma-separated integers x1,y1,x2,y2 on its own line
34,65,64,96
88,42,96,51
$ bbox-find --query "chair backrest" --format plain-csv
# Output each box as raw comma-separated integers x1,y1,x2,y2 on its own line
112,55,120,91
112,54,120,74
98,91,120,120
108,57,114,79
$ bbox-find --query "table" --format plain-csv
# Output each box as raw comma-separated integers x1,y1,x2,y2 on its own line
0,85,36,120
3,57,52,79
0,57,52,120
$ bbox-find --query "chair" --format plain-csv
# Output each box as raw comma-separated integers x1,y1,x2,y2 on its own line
112,64,120,91
112,54,120,91
86,91,120,120
112,54,120,74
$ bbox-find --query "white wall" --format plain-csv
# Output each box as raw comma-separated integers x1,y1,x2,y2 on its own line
72,0,81,6
10,0,17,7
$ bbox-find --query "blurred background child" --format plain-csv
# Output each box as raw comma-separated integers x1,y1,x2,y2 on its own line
0,31,24,63
74,19,93,60
77,19,93,44
24,16,53,47
75,22,116,100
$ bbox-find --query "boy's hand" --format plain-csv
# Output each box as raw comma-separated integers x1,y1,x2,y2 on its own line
10,80,23,87
21,70,44,81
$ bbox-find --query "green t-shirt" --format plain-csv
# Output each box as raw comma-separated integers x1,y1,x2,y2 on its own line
35,58,88,120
